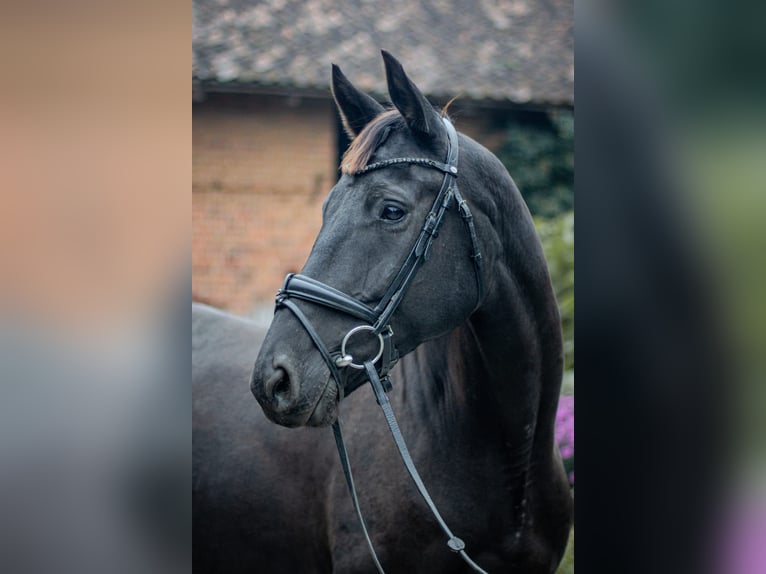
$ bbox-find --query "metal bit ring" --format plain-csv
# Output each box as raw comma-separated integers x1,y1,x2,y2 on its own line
339,325,385,370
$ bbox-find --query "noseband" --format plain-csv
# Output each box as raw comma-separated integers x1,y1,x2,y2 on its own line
274,117,488,574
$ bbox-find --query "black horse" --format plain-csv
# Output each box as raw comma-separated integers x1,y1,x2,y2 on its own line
193,52,572,573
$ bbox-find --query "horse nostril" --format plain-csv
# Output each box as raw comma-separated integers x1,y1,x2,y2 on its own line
273,370,290,400
265,367,292,405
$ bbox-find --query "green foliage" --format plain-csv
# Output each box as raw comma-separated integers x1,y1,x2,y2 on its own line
497,109,574,218
555,528,575,574
540,213,575,571
535,212,574,374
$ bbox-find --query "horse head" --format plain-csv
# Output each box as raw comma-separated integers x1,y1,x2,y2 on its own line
251,52,498,428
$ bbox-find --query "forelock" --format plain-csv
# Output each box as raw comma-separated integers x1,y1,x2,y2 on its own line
340,110,406,175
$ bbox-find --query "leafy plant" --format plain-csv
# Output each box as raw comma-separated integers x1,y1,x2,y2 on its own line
535,212,574,373
537,212,574,486
497,109,574,218
555,528,575,574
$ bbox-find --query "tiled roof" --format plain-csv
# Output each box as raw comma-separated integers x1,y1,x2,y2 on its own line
193,0,573,106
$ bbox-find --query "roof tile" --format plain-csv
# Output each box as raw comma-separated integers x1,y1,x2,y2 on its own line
193,0,573,105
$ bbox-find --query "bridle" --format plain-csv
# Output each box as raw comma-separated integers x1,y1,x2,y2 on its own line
274,117,488,573
276,117,483,393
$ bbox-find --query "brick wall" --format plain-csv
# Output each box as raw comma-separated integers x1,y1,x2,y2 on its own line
193,93,336,315
192,92,512,316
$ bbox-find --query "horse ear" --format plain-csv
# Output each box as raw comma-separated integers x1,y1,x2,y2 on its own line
382,50,441,139
331,64,384,138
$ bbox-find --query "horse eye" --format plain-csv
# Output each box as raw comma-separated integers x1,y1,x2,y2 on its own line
380,205,405,221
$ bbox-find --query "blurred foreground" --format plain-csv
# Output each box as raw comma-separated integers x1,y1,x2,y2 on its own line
577,1,765,572
0,3,189,573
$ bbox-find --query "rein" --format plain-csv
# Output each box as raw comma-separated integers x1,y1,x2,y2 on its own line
274,117,488,574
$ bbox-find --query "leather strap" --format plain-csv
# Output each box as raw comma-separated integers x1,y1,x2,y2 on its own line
331,364,488,574
352,157,457,177
278,298,345,401
361,361,489,574
454,188,484,305
332,420,385,574
278,273,378,325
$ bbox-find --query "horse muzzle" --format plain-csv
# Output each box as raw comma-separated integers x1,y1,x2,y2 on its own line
251,351,341,428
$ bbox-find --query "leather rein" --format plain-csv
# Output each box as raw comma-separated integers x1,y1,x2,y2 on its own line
274,117,488,574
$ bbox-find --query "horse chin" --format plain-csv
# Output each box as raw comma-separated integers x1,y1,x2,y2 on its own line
306,378,340,427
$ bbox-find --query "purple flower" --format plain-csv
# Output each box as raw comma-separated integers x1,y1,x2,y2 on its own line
555,395,574,486
717,492,766,574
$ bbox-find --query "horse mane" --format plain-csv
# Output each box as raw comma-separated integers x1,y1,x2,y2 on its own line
340,101,457,175
341,109,403,174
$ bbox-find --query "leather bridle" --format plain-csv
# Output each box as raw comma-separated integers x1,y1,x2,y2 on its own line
273,117,488,573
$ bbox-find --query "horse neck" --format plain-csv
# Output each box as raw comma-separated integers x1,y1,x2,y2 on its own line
476,200,564,456
398,200,563,469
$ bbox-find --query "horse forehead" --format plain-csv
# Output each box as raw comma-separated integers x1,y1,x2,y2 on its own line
325,129,451,211
325,172,402,208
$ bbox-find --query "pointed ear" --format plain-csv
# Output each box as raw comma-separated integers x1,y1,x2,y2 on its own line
382,50,441,138
331,64,384,138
